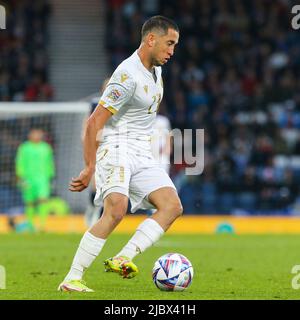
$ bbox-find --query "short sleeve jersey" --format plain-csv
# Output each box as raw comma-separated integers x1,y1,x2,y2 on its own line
99,51,164,145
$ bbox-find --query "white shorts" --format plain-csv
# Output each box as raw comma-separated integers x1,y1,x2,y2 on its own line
94,143,176,213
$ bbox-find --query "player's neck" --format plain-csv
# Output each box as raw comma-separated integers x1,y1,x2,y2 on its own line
137,46,154,72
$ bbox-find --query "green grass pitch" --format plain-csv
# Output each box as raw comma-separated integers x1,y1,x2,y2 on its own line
0,233,300,300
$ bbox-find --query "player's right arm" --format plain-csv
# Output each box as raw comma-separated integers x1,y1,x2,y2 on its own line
69,105,112,192
69,69,136,192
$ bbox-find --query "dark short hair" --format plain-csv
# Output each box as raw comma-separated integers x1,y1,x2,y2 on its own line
141,15,179,39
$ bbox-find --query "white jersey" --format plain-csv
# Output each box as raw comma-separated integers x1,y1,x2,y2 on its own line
99,50,164,150
94,50,177,212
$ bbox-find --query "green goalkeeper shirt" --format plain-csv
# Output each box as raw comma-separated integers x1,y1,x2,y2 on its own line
16,141,55,180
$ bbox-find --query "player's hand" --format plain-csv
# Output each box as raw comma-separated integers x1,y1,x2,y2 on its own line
69,167,94,192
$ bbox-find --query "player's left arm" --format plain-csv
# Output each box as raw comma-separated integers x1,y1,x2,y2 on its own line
163,118,172,156
164,133,172,156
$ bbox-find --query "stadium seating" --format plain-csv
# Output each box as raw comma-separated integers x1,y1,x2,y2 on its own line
2,0,300,215
0,0,52,102
105,0,300,214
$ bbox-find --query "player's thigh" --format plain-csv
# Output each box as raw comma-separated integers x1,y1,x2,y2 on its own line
35,180,51,200
21,179,36,203
95,144,131,204
130,166,179,209
103,192,128,215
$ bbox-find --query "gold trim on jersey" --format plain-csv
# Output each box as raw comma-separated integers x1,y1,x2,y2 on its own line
144,85,148,94
106,167,115,184
120,166,125,183
98,100,118,114
98,149,108,161
107,106,117,114
147,93,162,114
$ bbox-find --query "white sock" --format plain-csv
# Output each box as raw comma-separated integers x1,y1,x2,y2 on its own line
116,218,164,260
64,231,106,281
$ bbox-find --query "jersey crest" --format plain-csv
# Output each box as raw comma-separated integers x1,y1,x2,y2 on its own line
120,73,129,83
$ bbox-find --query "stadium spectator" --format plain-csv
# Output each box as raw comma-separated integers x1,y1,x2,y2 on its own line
106,0,300,214
0,1,54,216
0,0,53,102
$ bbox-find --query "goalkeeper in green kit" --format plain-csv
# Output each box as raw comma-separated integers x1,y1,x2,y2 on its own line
15,128,55,231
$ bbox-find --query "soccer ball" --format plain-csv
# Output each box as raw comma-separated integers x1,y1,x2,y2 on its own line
152,253,193,291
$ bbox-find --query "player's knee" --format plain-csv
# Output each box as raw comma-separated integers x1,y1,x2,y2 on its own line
110,211,126,223
165,199,183,219
174,201,183,218
104,194,127,222
104,204,126,223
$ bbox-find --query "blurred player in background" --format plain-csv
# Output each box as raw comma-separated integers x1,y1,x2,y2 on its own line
84,79,109,227
15,128,55,232
149,113,172,215
151,113,172,174
59,16,180,292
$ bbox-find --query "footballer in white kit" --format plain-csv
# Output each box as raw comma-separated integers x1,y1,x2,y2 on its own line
59,15,181,293
94,50,175,212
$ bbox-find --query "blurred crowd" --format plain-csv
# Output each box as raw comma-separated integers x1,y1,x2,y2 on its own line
0,0,53,102
106,0,300,214
1,0,300,215
0,0,54,212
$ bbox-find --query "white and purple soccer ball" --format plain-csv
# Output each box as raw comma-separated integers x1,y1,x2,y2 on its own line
152,253,194,291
